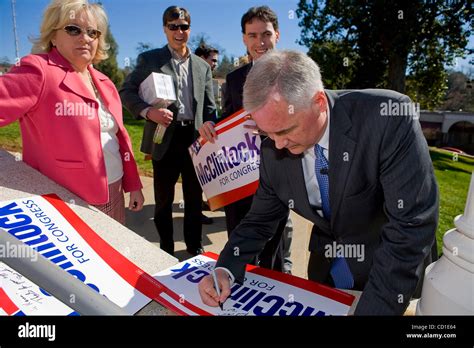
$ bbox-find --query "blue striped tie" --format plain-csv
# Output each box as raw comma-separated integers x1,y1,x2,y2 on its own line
315,144,354,289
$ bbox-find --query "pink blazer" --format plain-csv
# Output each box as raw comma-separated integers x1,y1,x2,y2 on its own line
0,48,142,204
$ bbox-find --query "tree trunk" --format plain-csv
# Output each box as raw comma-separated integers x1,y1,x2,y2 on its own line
388,52,408,93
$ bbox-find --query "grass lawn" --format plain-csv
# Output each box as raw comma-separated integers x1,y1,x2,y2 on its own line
1,117,472,255
122,109,153,176
429,148,473,254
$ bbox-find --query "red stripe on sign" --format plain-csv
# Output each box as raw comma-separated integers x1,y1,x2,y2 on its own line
0,288,19,315
198,109,249,146
216,116,248,136
155,295,190,316
202,252,354,306
41,194,167,303
249,267,355,306
157,286,212,316
155,294,214,316
216,109,249,127
208,181,259,211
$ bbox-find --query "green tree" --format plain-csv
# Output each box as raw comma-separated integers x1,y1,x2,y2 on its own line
214,54,237,79
189,33,210,53
136,42,155,54
440,70,474,111
296,0,473,109
96,25,124,88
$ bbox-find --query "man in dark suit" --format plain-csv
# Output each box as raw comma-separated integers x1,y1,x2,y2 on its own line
198,50,439,315
120,6,216,256
199,6,292,273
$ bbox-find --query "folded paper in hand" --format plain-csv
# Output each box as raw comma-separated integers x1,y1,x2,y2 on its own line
139,72,177,144
139,72,176,107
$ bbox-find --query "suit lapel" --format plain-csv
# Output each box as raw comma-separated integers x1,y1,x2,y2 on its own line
326,91,357,227
88,67,121,120
190,55,201,111
47,48,98,103
160,61,178,94
62,71,96,102
156,46,179,109
241,63,252,82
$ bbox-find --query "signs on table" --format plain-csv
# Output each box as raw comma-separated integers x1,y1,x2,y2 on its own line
153,252,355,316
0,194,166,315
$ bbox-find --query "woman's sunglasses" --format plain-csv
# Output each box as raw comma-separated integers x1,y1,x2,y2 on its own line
61,25,101,39
167,24,190,31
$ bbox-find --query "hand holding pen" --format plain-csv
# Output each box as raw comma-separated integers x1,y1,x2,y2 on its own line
212,269,224,310
198,268,231,310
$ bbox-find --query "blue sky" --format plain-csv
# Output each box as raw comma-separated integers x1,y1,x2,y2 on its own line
0,0,307,68
0,0,472,71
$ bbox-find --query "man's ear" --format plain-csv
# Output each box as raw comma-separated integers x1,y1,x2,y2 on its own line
275,30,280,43
312,91,327,112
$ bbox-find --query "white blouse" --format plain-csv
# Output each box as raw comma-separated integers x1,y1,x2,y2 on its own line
96,96,123,184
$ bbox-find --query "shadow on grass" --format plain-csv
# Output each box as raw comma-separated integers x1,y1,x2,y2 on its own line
430,150,474,175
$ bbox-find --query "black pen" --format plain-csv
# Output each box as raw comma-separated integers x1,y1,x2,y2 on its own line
212,269,224,310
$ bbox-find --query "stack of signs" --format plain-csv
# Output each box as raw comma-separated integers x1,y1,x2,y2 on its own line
189,109,261,210
153,253,355,316
0,194,165,316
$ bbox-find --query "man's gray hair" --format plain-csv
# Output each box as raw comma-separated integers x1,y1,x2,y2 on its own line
243,50,324,112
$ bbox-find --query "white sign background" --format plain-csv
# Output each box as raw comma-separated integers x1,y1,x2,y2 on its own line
153,253,354,316
0,195,152,315
189,110,261,209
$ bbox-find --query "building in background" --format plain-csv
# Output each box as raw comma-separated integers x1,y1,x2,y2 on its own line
420,111,474,155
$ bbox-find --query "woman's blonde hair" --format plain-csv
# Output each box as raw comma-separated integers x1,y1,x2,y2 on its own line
31,0,109,63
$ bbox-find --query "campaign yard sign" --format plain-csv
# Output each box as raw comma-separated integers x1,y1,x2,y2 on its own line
189,110,261,210
153,253,355,316
0,194,166,315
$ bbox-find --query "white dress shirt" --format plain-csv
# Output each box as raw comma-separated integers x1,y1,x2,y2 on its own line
302,108,331,217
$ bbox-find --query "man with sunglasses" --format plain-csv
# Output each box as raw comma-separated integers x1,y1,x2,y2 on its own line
120,6,216,257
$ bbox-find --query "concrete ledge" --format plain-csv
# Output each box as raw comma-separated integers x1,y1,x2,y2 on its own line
0,149,177,315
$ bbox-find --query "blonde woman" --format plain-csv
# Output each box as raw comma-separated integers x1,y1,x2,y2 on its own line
0,0,144,224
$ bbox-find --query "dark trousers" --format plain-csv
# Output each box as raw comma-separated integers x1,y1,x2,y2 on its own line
224,196,291,272
152,125,202,255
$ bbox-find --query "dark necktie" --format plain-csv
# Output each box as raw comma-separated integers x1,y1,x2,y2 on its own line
315,144,354,289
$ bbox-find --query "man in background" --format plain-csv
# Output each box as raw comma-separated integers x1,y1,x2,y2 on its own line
199,6,293,273
120,6,216,256
195,44,219,71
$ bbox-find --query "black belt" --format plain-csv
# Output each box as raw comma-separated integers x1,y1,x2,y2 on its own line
176,120,194,126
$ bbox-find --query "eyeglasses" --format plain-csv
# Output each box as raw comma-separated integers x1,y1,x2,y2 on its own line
61,25,101,39
211,59,218,63
167,24,190,31
244,115,268,136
